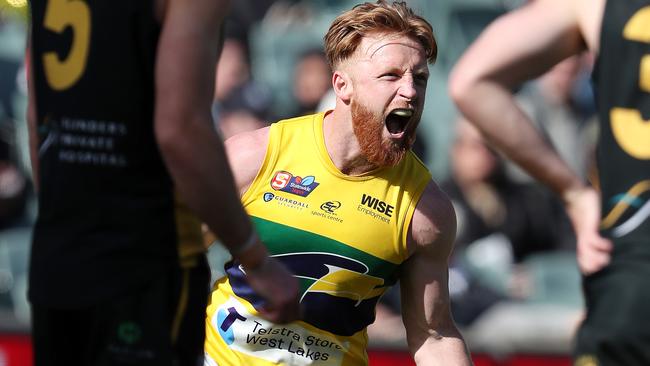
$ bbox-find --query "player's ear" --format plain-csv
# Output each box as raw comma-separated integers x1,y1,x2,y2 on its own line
332,70,352,103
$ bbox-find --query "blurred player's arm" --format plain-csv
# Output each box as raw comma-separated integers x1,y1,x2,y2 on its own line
202,126,271,246
154,0,259,262
401,181,473,366
222,127,304,323
448,0,611,275
153,0,299,322
449,0,584,195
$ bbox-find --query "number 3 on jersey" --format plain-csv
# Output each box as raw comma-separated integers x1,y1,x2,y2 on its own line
610,6,650,159
42,0,91,91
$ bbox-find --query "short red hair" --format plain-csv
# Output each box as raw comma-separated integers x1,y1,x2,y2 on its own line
323,1,437,70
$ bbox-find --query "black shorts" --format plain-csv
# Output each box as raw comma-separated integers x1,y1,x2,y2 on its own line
31,255,210,366
574,250,650,366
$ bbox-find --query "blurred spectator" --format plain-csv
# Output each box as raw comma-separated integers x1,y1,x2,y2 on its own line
0,126,27,229
214,38,251,103
0,58,20,120
442,118,574,326
222,0,284,43
211,37,273,139
0,17,28,229
287,48,331,117
217,82,272,139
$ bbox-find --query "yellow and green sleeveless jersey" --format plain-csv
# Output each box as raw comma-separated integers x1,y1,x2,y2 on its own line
205,112,431,366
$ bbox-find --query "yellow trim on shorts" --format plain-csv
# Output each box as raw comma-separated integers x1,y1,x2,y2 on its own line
171,269,190,343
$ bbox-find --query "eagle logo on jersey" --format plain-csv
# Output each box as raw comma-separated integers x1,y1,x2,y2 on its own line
227,252,391,336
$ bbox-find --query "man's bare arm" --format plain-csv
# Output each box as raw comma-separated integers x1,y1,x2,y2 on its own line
449,0,586,196
154,0,261,260
448,0,611,274
401,182,473,366
153,0,299,322
222,127,303,323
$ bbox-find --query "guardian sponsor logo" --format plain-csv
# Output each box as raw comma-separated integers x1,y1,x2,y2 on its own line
358,194,394,223
271,171,319,197
262,192,309,210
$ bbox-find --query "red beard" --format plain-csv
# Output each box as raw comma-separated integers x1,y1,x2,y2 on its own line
351,101,409,167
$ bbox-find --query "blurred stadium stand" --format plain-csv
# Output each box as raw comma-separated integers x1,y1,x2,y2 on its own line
0,6,33,366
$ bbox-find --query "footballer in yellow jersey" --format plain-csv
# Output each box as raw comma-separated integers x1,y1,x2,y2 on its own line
205,1,472,365
206,113,430,365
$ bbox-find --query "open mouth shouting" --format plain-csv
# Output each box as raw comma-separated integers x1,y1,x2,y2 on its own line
385,108,415,138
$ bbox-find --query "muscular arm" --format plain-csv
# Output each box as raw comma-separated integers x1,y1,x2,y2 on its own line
401,182,472,366
448,0,611,274
449,0,586,197
154,1,299,322
153,0,264,265
202,127,269,246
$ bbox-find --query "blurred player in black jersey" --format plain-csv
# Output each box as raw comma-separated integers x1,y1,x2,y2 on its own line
450,0,650,365
27,0,299,365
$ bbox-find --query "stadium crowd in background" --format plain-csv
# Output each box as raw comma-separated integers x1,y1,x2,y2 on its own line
442,118,574,326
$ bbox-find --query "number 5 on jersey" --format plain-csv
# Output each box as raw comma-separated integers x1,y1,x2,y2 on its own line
610,7,650,159
42,0,91,91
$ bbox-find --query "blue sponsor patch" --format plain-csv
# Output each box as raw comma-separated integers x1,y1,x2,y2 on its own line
301,176,315,186
263,192,275,202
217,308,236,345
270,171,319,197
